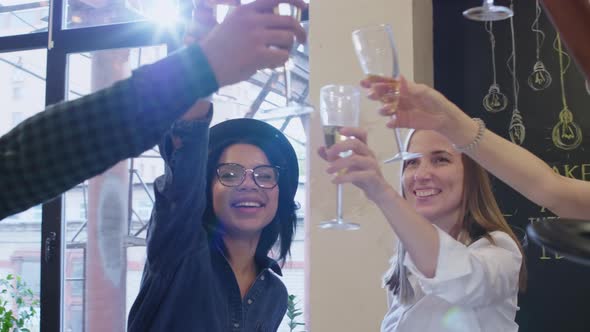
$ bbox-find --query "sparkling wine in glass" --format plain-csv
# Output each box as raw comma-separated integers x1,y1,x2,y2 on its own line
352,24,421,163
260,7,313,117
364,74,401,111
318,85,361,231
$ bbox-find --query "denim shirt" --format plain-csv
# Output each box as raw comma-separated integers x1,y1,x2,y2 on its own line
127,112,288,332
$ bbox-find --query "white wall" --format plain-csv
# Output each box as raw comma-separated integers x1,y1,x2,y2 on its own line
307,0,433,330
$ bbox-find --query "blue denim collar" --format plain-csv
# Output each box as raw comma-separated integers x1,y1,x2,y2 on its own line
209,236,283,276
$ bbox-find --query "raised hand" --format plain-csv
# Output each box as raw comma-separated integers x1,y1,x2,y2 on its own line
361,76,461,134
199,0,307,87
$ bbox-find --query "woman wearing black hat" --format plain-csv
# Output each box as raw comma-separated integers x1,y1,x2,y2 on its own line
128,101,300,331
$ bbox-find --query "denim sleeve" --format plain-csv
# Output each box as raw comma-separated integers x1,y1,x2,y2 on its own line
144,110,213,273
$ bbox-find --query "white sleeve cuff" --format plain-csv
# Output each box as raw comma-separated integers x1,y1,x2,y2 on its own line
403,225,472,292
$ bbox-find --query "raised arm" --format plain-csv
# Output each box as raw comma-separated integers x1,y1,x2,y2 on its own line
365,77,590,219
318,127,439,278
0,45,217,220
144,101,213,271
442,110,590,219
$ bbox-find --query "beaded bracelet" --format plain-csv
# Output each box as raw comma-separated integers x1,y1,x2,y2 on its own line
452,118,486,153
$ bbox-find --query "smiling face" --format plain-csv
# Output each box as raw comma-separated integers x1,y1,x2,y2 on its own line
212,143,279,237
402,130,465,232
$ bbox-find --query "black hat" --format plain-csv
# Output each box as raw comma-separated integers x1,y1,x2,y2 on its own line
208,118,299,199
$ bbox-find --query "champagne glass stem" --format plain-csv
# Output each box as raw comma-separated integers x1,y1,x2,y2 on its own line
284,64,291,106
336,183,344,223
393,128,404,155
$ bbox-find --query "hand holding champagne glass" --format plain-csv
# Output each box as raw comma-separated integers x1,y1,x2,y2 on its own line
352,24,421,163
319,85,361,231
197,0,306,105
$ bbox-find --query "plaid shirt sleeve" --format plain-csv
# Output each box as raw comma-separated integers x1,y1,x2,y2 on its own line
0,44,218,220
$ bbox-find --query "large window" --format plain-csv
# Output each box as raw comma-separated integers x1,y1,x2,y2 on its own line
0,48,47,332
0,0,48,37
0,1,309,331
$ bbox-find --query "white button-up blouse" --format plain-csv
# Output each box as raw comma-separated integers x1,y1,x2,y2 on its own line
381,227,522,332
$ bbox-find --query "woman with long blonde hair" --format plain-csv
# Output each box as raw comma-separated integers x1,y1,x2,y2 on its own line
319,127,526,332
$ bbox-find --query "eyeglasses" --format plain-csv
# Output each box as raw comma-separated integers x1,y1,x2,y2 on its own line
216,163,280,189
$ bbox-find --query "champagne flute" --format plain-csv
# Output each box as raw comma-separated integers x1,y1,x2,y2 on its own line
259,6,313,117
212,1,312,117
258,22,314,119
318,85,361,231
352,24,421,163
273,4,304,112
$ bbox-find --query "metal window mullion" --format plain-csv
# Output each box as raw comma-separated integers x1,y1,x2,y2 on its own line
42,0,67,327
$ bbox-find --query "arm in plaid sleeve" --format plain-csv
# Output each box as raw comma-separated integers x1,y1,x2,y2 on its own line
0,44,218,220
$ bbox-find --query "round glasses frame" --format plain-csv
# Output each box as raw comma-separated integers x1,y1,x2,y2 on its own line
216,163,280,189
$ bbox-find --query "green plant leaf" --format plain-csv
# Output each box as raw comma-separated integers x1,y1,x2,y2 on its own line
0,274,38,330
286,294,305,332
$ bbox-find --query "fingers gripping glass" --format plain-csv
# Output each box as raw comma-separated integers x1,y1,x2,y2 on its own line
216,163,279,189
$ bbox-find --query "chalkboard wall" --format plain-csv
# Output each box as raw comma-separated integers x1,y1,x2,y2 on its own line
433,1,590,331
